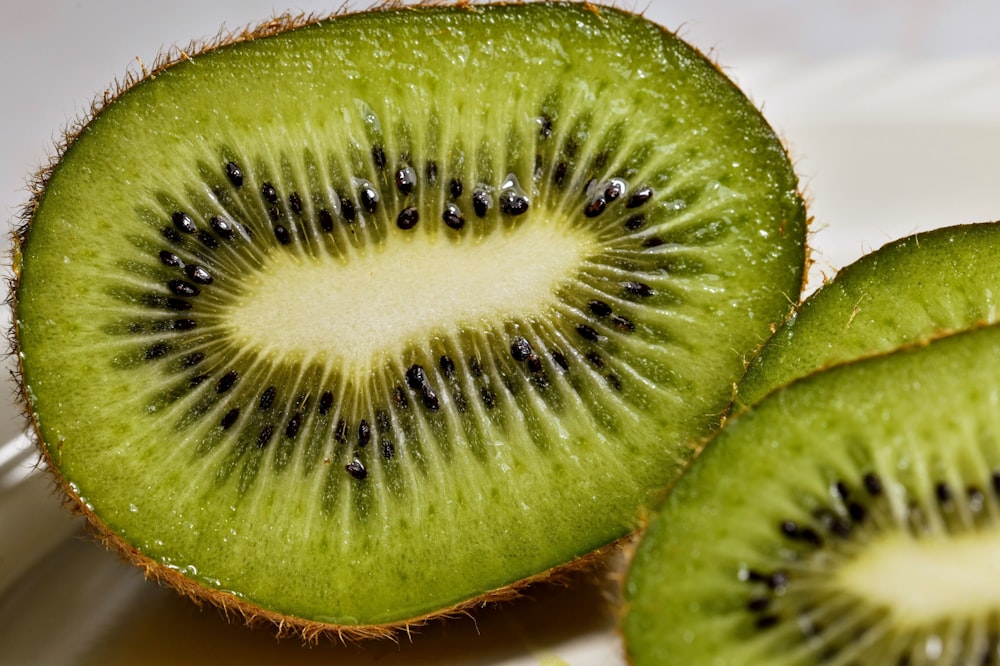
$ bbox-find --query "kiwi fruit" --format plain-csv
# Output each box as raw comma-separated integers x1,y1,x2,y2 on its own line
735,221,1000,409
622,322,1000,665
12,2,806,636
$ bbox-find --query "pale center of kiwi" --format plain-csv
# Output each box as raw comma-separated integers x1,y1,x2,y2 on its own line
226,220,596,371
835,531,1000,625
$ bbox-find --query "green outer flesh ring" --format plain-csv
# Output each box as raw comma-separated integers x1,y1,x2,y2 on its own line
736,221,1000,410
14,3,805,629
623,323,1000,665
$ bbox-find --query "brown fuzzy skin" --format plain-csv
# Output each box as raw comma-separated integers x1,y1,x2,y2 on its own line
8,0,637,644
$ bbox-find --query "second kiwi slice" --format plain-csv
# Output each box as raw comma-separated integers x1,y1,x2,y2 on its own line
13,3,806,634
623,322,1000,665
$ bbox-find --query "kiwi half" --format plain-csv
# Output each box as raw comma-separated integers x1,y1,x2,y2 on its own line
12,3,806,636
623,322,1000,665
735,221,1000,409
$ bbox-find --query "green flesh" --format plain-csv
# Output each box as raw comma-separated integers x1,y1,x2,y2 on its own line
623,323,1000,665
15,3,805,626
736,222,1000,409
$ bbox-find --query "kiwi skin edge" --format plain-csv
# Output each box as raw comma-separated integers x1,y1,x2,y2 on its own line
9,2,806,641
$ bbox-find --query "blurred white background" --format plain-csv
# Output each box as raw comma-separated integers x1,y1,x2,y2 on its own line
3,2,1000,664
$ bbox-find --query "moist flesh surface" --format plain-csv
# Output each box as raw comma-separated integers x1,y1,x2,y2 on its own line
14,3,806,627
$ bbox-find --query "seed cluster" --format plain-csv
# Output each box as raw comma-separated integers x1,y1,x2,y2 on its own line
114,106,671,490
740,470,1000,663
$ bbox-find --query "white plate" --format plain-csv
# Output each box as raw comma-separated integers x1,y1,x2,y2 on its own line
4,3,1000,664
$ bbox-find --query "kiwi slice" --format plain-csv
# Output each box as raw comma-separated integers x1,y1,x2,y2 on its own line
13,3,806,634
622,322,1000,665
736,221,1000,409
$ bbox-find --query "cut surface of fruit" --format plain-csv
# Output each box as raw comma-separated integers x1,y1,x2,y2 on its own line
623,323,1000,665
736,221,1000,409
13,3,806,633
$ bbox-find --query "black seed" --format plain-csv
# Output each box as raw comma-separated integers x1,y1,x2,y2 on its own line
256,423,275,448
406,365,430,391
442,203,465,230
168,279,199,298
780,521,822,546
480,386,496,409
576,324,600,342
189,373,210,388
551,350,569,372
216,371,239,394
604,180,626,201
537,114,553,139
144,342,169,360
334,419,348,444
198,230,219,249
586,351,604,369
834,481,851,501
421,387,440,411
744,569,770,584
395,166,416,195
625,214,646,231
397,207,419,230
258,386,276,411
184,264,213,285
372,145,386,170
553,162,568,189
584,197,607,218
172,319,197,331
470,357,483,377
623,281,654,298
756,615,780,630
159,250,182,268
815,509,852,537
359,186,378,214
165,298,192,311
289,192,303,215
393,385,409,409
440,355,455,377
627,186,653,208
340,196,356,222
425,160,438,185
285,413,301,439
472,189,491,217
318,208,334,232
612,315,635,333
181,352,204,368
268,205,281,222
863,473,883,496
225,161,244,187
381,439,395,459
527,353,543,374
210,216,235,239
992,471,1000,497
606,373,622,391
936,482,953,504
261,182,278,205
848,501,866,523
499,191,530,216
274,225,291,245
747,598,771,613
319,391,334,416
172,211,196,234
588,300,612,317
346,459,367,480
358,420,371,447
449,178,463,198
161,227,182,244
510,336,533,362
221,408,240,429
642,237,664,248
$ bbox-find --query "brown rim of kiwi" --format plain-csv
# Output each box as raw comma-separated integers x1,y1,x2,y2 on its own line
10,1,807,640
